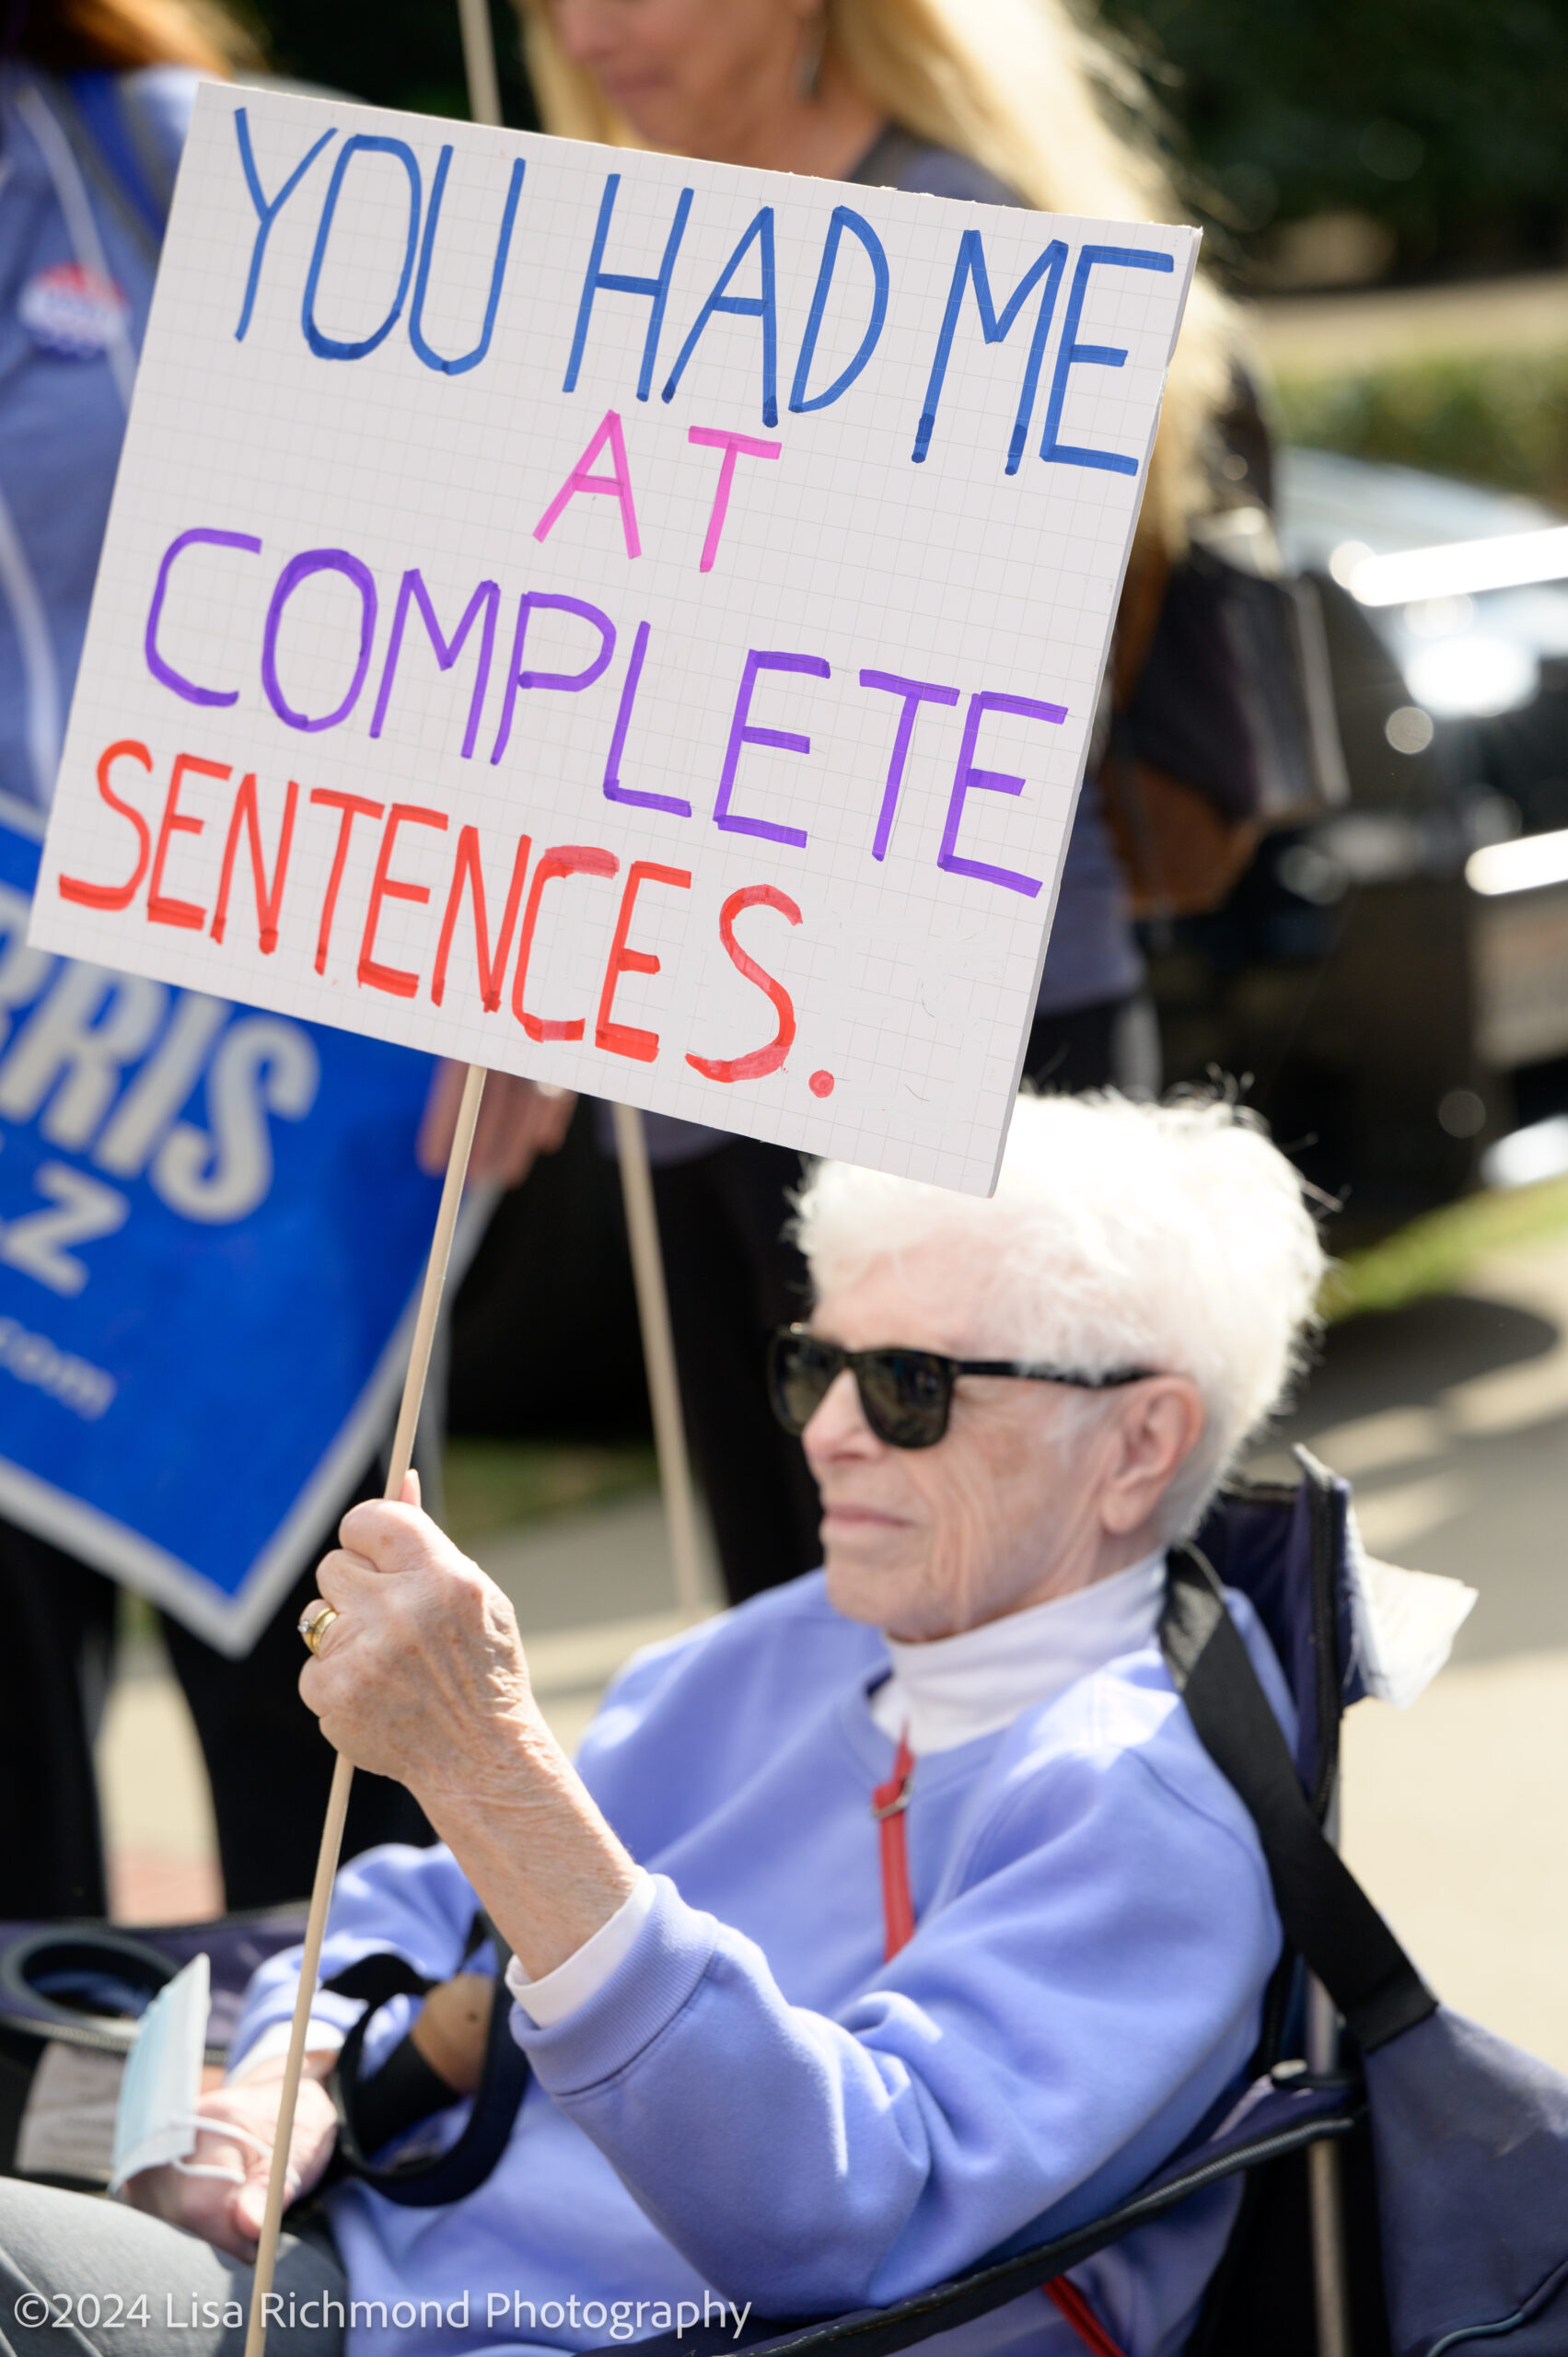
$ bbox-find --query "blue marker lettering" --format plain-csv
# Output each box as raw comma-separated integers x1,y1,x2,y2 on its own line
232,108,334,343
662,208,778,428
564,173,693,402
789,207,889,414
912,231,1066,473
409,150,525,377
1039,243,1174,474
302,136,422,362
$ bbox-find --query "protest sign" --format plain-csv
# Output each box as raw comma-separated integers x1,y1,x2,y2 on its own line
0,788,447,1654
30,85,1196,1196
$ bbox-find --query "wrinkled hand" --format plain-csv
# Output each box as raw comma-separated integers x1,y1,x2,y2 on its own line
302,1492,538,1802
123,2060,338,2262
418,1062,575,1189
299,1483,640,1979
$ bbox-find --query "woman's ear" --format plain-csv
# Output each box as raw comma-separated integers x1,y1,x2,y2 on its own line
1098,1377,1205,1538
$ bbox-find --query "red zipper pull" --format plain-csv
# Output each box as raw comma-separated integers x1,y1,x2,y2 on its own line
872,1728,916,1960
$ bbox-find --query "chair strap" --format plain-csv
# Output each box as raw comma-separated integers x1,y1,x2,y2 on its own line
1159,1542,1436,2053
322,1932,532,2208
322,1952,436,2009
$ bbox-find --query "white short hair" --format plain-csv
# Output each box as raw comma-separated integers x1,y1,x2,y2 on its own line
793,1092,1327,1535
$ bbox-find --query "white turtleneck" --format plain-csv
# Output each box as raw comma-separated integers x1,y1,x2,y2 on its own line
867,1550,1167,1754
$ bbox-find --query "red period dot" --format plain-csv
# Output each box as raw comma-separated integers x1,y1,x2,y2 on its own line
808,1070,835,1097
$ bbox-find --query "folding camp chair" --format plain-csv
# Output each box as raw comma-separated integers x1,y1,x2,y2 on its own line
0,1449,1384,2355
0,1910,306,2177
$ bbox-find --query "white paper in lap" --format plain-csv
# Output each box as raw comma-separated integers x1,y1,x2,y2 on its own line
30,85,1196,1194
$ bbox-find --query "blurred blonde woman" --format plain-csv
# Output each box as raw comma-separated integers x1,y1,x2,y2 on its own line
514,0,1273,1611
519,0,1238,568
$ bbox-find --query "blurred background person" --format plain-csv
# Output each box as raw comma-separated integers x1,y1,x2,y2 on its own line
0,0,568,1920
0,0,261,1925
515,0,1296,1609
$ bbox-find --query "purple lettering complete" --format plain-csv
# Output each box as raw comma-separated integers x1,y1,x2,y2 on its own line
937,689,1066,897
145,528,261,707
858,669,959,861
713,650,829,850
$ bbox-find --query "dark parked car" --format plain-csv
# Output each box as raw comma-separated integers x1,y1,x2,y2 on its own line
1146,447,1568,1242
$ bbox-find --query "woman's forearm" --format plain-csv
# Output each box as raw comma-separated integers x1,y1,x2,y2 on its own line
413,1709,642,1980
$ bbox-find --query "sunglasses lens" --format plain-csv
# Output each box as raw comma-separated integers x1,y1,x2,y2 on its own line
769,1332,841,1434
857,1350,952,1448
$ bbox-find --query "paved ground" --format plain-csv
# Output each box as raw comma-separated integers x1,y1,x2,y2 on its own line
99,1229,1568,2063
99,1636,222,1923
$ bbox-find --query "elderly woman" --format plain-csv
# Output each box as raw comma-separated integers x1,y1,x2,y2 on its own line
0,1095,1323,2357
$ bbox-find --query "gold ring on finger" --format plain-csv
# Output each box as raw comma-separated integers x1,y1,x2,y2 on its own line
297,1601,340,1656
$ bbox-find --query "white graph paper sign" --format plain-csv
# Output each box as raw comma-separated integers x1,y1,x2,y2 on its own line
31,84,1196,1194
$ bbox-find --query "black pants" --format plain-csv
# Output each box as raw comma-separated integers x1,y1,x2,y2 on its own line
0,1529,114,1916
1023,993,1158,1096
0,1465,432,1922
649,996,1156,1611
651,1140,822,1607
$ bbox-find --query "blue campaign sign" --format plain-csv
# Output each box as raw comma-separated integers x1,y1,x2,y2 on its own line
0,791,448,1654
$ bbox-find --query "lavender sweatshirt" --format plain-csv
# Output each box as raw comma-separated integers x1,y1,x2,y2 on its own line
232,1573,1291,2357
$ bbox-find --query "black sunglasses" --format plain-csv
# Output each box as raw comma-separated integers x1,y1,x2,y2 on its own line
767,1325,1156,1451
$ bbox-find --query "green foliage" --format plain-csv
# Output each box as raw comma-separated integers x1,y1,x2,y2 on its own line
1325,1173,1568,1321
1274,346,1568,508
1093,0,1568,276
243,0,538,128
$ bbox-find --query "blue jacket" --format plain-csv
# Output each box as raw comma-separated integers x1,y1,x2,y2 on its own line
0,64,196,807
235,1573,1291,2357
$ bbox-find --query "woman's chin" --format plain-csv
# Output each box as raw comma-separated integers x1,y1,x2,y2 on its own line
603,85,690,150
823,1550,921,1628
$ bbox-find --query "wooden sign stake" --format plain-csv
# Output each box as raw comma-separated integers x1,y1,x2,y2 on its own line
610,1103,705,1623
456,0,503,128
243,1062,489,2357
